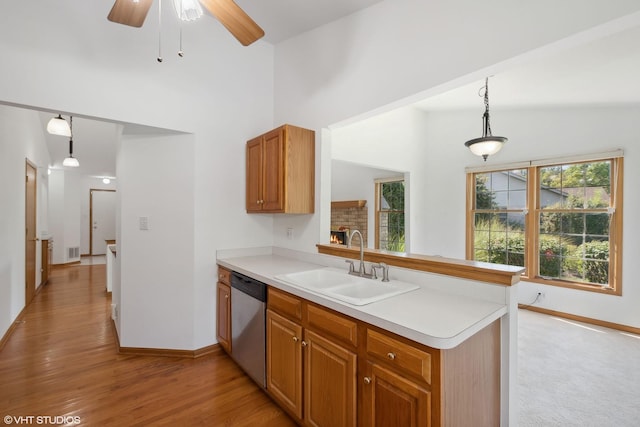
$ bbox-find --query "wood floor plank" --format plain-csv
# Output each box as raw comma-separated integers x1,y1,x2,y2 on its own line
0,265,296,426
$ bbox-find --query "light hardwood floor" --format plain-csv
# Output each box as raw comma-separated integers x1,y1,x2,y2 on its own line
0,265,296,426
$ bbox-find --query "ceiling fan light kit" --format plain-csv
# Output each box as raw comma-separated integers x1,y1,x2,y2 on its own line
174,0,203,21
107,0,264,47
464,77,508,161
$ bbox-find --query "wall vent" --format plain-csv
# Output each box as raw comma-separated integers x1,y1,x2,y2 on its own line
67,247,80,260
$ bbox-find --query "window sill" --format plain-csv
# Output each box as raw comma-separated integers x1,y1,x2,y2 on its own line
522,275,620,296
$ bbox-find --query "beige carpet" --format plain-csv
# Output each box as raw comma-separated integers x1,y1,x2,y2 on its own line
518,309,640,426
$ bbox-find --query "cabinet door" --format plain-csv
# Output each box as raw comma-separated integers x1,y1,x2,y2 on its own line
362,362,431,427
266,309,303,419
216,282,231,353
304,329,357,427
246,136,263,212
261,128,285,212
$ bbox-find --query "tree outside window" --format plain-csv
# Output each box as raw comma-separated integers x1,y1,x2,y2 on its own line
376,179,405,252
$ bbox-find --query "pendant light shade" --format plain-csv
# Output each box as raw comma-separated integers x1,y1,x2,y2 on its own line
62,116,79,168
464,77,508,161
47,114,71,137
62,156,80,168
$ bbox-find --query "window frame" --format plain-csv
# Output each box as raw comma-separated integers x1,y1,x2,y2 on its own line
375,177,406,251
466,155,623,295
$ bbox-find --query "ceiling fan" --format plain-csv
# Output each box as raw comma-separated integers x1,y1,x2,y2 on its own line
107,0,265,46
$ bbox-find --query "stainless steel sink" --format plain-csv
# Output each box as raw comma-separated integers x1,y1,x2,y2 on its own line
275,268,419,305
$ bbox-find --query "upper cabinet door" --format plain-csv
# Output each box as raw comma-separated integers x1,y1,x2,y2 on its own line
246,136,264,212
261,128,285,212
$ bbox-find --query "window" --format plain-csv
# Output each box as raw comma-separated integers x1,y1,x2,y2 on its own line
375,179,405,252
466,154,623,294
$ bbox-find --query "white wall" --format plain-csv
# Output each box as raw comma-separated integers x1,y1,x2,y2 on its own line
419,105,640,328
48,170,81,264
331,161,392,248
0,105,51,338
272,0,640,255
3,0,640,347
117,133,195,349
274,0,640,129
331,107,430,253
1,2,274,349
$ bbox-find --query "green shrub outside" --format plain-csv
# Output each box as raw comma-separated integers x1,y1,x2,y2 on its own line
474,219,609,284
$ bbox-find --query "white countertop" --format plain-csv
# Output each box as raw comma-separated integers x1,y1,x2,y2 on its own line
217,253,507,350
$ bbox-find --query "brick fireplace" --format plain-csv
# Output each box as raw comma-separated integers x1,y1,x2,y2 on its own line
330,200,368,246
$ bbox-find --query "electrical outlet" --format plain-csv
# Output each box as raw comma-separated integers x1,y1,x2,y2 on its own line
287,228,294,240
111,304,118,320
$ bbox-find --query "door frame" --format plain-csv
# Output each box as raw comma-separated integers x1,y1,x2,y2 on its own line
89,189,116,256
25,159,37,305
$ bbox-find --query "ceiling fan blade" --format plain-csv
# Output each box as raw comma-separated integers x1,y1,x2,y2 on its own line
199,0,265,46
108,0,154,28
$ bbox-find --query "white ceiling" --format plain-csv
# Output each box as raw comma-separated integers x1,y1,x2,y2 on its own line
236,0,386,44
34,2,640,177
414,24,640,111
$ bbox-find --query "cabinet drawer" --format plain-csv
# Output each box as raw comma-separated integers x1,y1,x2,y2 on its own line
367,329,432,384
306,304,358,347
268,288,303,321
217,266,231,286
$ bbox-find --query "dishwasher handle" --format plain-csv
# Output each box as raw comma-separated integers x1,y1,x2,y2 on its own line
231,272,267,302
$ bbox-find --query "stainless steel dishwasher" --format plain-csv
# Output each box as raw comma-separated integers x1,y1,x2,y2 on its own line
230,271,267,388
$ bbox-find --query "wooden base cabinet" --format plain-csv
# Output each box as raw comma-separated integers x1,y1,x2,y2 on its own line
266,289,357,427
304,329,357,427
216,267,232,354
265,287,501,427
362,362,431,427
266,309,303,418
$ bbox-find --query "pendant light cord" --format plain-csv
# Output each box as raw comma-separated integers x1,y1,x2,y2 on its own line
69,116,73,155
157,0,163,62
482,77,493,137
178,0,184,57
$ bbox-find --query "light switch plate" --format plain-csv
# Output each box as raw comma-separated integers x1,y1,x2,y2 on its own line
139,216,149,230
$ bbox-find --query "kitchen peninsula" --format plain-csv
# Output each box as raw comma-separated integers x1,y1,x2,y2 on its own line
217,246,523,426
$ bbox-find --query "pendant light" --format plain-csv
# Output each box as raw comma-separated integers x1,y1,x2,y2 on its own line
46,114,71,137
62,116,79,168
464,77,508,161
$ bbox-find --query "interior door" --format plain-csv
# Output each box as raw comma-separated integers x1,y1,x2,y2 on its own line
25,160,37,304
90,189,116,255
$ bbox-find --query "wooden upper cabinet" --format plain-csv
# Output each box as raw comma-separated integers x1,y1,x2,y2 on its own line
246,124,315,214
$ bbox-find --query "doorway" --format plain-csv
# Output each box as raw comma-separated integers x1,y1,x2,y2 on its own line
25,160,37,305
89,189,116,256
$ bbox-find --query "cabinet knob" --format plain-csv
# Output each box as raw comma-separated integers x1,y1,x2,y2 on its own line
292,336,299,342
224,294,229,299
301,341,307,347
363,377,371,385
387,352,396,360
